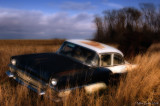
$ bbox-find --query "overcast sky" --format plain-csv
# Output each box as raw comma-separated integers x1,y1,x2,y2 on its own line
0,0,159,39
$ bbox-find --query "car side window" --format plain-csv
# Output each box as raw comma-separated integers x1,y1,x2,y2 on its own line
101,54,111,67
113,54,124,65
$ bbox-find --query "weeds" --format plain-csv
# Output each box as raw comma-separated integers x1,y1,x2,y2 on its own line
0,40,159,106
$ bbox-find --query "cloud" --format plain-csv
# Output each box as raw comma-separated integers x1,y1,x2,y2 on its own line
60,2,96,11
0,8,95,39
107,2,123,9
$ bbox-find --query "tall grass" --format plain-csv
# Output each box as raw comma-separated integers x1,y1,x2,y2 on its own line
0,40,159,106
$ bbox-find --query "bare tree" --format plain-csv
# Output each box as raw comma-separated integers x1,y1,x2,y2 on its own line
93,4,160,57
94,16,104,41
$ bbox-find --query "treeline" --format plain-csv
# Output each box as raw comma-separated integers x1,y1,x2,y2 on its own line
94,3,160,57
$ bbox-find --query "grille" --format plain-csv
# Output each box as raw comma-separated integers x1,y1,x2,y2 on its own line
14,68,45,90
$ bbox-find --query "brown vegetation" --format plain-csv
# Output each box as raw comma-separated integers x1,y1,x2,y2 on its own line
0,40,160,106
94,3,160,57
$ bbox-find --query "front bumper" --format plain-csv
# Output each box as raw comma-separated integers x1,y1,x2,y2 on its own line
6,70,72,102
6,70,64,102
6,70,46,95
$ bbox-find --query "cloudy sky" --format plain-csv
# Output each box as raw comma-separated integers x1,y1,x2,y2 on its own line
0,0,159,39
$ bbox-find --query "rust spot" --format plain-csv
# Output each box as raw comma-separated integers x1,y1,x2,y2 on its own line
81,41,105,49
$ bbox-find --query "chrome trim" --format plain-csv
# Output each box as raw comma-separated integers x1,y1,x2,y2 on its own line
6,71,14,77
6,71,45,95
39,91,45,95
8,64,46,85
6,70,62,102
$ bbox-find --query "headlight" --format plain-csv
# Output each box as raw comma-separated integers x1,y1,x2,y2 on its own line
11,59,16,65
51,78,57,86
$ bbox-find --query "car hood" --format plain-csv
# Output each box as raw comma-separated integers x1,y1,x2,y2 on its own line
11,53,85,81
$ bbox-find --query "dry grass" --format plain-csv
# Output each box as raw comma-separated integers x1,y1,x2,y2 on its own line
0,40,160,106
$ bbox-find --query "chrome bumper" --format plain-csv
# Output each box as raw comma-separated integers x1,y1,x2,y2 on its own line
6,70,45,95
6,70,65,102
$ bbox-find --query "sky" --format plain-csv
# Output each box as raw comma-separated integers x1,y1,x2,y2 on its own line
0,0,159,39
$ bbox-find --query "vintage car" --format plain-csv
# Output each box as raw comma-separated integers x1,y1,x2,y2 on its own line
6,39,135,100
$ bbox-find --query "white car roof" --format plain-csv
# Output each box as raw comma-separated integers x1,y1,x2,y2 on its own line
66,39,124,56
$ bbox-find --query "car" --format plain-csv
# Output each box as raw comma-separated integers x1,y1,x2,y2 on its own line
6,39,135,100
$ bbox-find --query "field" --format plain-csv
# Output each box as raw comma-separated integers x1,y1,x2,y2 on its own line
0,40,160,106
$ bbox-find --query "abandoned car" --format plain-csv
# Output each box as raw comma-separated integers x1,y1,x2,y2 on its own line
6,39,135,98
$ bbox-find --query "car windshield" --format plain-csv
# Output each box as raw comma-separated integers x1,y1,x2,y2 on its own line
59,42,99,66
